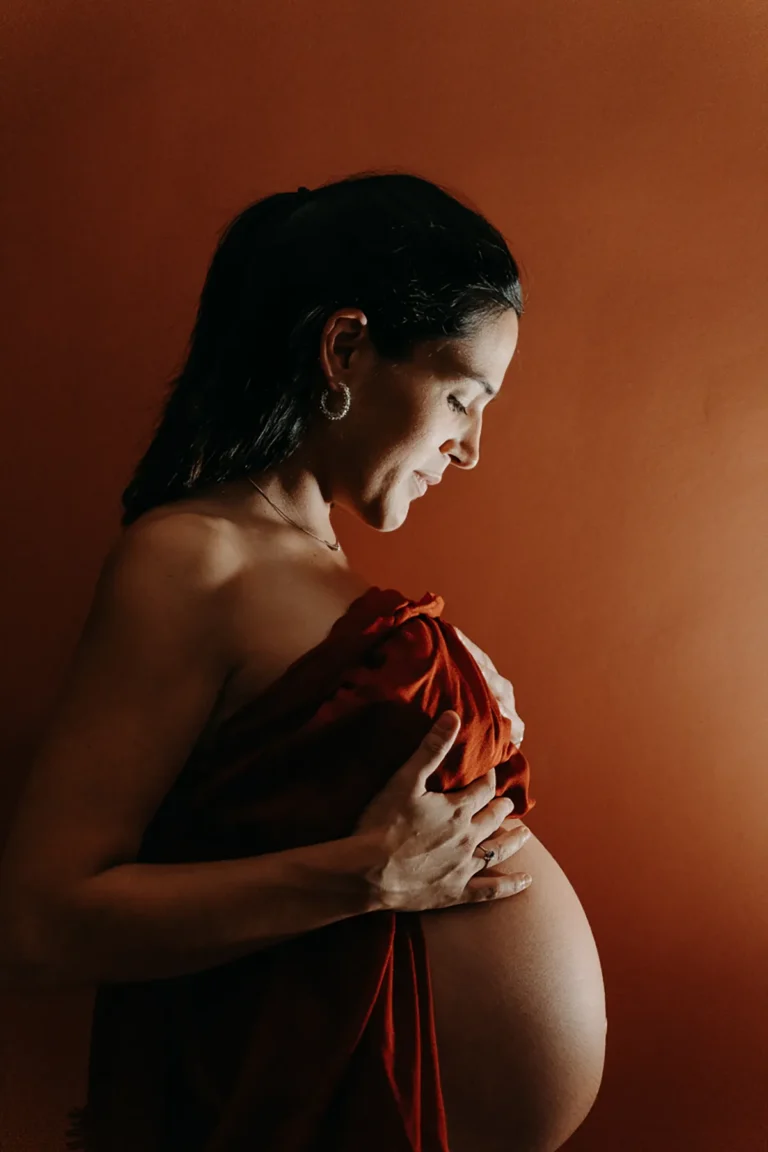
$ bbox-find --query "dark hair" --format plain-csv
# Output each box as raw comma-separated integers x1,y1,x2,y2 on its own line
120,170,526,526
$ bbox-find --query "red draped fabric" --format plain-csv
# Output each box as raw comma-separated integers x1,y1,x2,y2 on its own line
67,586,535,1152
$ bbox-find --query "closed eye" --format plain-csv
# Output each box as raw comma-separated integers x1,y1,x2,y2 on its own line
448,395,468,414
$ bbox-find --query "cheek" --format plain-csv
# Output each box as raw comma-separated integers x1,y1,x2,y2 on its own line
357,385,443,476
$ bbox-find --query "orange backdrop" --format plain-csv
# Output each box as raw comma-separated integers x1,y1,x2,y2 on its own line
1,1,767,1148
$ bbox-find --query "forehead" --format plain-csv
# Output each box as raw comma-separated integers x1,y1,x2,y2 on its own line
422,310,520,380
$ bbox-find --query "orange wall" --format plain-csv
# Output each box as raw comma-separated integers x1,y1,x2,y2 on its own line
2,2,767,1148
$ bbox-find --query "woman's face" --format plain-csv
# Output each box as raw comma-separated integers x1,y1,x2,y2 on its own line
310,307,520,532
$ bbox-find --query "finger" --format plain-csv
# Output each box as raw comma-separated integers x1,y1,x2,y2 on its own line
469,793,515,836
447,767,500,818
463,872,533,902
408,711,461,795
472,823,531,868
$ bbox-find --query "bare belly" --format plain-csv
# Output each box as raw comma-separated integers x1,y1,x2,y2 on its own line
420,828,607,1152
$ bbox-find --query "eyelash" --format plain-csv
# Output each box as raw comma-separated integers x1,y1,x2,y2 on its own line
448,395,468,415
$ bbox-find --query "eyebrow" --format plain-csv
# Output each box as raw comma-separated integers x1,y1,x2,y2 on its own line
475,377,498,399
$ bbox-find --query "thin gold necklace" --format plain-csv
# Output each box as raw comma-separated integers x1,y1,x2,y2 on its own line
246,475,341,551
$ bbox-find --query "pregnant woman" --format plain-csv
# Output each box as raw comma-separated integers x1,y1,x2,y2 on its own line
0,173,606,1151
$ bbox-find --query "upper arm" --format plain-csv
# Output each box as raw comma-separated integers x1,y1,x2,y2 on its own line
0,513,241,939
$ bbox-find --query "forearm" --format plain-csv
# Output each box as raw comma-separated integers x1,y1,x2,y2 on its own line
9,834,387,989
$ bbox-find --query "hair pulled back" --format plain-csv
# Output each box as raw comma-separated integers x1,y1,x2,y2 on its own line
121,170,525,526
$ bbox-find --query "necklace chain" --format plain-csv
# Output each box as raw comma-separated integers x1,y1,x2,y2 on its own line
246,475,341,551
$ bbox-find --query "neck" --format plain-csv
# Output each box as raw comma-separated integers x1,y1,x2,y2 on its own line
248,460,337,543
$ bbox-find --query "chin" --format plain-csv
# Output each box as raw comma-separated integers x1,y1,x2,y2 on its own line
355,492,410,534
369,509,407,533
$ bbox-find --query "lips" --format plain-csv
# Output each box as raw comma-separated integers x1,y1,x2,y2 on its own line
415,471,442,486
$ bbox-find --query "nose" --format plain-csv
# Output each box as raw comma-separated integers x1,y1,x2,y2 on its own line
444,415,482,470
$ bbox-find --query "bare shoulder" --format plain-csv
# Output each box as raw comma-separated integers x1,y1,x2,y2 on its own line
105,506,248,597
113,503,372,732
107,500,372,733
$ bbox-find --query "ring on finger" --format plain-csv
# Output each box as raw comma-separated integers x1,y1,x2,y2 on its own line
478,844,496,866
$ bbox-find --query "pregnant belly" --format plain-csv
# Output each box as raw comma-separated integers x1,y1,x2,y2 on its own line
420,828,607,1152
